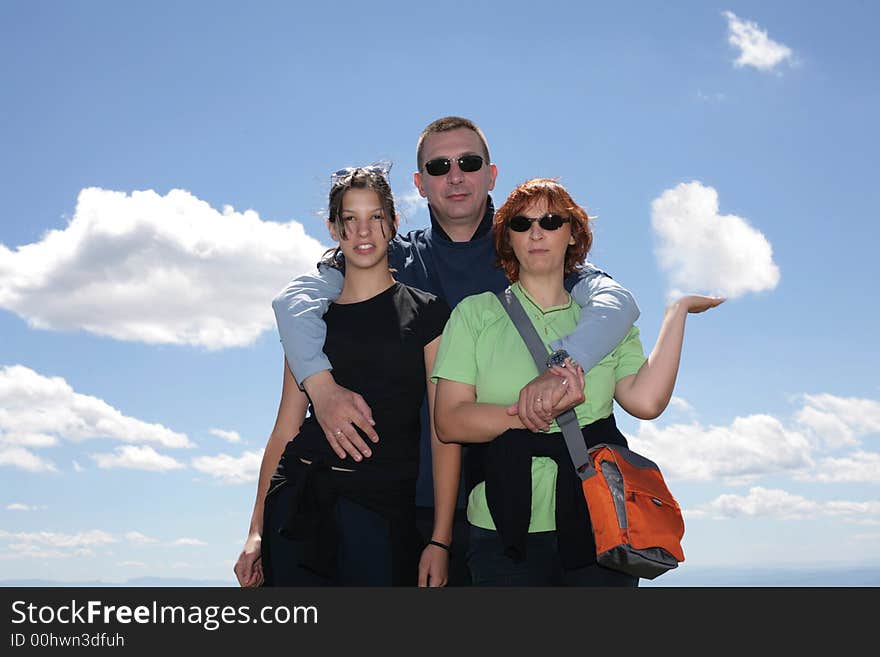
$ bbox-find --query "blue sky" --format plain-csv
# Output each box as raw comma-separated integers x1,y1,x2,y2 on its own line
1,0,878,585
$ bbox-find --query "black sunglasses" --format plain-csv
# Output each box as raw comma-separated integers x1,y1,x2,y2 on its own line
508,213,571,232
423,154,484,176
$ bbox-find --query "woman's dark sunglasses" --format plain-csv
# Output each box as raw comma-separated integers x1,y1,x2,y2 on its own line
508,213,571,232
423,154,484,176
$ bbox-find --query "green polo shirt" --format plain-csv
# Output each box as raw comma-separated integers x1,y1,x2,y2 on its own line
431,282,646,532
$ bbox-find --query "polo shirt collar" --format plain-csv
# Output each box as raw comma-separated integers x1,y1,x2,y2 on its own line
511,280,573,315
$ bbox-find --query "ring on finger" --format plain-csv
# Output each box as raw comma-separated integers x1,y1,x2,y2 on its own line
334,429,343,437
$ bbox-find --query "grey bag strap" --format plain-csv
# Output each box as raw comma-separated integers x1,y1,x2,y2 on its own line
496,288,594,480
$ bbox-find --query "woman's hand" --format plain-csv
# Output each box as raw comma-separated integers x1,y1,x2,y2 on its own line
672,295,726,315
547,359,586,414
234,532,264,587
417,543,450,587
506,359,586,431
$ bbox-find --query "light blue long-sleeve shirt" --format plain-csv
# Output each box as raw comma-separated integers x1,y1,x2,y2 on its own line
271,206,640,508
272,263,640,386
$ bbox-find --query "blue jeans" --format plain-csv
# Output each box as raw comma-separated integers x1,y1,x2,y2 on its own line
264,484,394,586
467,525,638,587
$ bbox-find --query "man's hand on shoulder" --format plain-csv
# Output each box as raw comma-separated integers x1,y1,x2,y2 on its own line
302,370,379,460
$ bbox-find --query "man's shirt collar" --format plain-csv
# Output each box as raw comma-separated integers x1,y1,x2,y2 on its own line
428,196,495,242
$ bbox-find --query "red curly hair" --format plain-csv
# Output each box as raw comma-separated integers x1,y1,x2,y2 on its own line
493,178,593,283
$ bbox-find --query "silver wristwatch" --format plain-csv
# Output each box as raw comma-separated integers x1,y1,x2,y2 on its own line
545,349,570,369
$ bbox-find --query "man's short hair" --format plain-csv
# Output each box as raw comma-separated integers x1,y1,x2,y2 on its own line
416,116,491,169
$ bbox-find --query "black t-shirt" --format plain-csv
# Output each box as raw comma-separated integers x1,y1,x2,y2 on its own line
287,282,450,480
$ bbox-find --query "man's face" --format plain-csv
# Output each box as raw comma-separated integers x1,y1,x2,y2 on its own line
413,128,498,226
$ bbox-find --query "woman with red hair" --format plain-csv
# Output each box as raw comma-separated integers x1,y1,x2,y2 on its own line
431,178,722,586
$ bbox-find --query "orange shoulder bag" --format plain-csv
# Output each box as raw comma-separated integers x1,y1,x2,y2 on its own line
497,289,684,579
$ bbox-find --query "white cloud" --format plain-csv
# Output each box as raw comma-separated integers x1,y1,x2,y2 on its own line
117,560,146,568
696,91,726,103
91,445,185,472
631,392,880,486
0,529,207,562
209,428,242,444
0,187,327,349
0,529,117,548
124,531,158,544
723,11,794,72
191,450,262,485
1,432,57,448
795,394,880,449
397,186,428,224
794,451,880,484
795,405,859,449
2,544,70,559
651,181,780,299
824,500,880,517
0,365,192,450
5,503,45,511
72,460,84,472
0,446,57,473
668,396,694,415
691,487,880,521
628,414,812,483
124,532,206,547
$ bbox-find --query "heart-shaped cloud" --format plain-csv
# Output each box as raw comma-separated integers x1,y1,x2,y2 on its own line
651,181,780,299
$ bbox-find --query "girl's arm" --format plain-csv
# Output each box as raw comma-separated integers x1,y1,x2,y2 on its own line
434,378,526,444
233,358,309,587
418,337,461,587
614,295,724,420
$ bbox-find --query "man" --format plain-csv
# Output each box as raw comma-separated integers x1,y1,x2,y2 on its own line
270,117,639,585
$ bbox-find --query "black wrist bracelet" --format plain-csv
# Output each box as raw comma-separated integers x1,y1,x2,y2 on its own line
428,539,450,552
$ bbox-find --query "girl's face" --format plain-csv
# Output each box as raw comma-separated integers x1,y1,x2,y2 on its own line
508,198,575,279
328,187,395,271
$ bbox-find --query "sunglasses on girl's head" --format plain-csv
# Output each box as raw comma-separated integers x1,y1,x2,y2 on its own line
331,161,392,186
423,154,485,176
508,213,572,232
